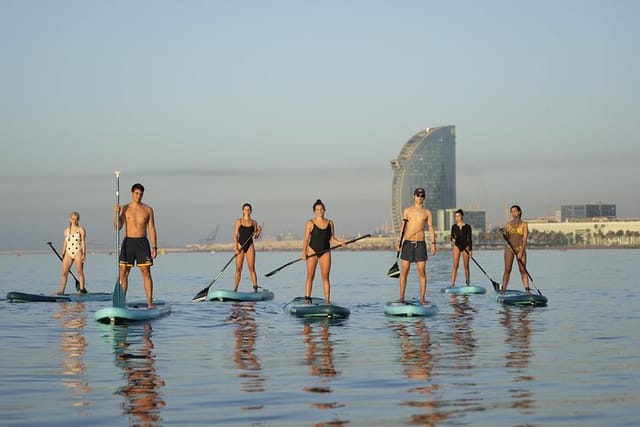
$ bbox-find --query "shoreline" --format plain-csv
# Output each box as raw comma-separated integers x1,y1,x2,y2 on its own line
2,236,639,256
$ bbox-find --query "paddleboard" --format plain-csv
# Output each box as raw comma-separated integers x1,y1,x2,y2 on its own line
207,288,274,302
493,289,548,307
95,300,171,324
440,285,486,295
6,291,112,303
284,297,350,319
384,300,438,317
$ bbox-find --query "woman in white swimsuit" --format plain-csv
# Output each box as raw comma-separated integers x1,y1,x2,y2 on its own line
57,211,87,294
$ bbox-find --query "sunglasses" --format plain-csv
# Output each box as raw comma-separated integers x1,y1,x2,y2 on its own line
415,194,425,198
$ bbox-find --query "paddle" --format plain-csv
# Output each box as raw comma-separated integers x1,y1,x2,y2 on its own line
113,171,126,308
192,234,255,302
46,241,81,292
500,229,543,295
387,219,408,279
265,234,371,278
464,249,501,292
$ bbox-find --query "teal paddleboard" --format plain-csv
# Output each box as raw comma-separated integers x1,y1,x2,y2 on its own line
384,300,438,317
95,300,171,324
284,297,350,319
440,285,486,295
6,291,112,303
207,288,274,302
493,289,547,307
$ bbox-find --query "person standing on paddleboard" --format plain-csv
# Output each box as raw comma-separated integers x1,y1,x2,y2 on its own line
450,209,473,287
501,204,530,293
233,203,262,292
301,199,345,305
114,183,158,308
57,211,87,294
398,188,436,304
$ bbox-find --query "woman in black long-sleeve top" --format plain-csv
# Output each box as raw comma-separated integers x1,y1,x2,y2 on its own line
450,209,473,286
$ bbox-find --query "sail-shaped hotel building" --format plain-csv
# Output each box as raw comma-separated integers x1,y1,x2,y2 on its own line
390,126,456,234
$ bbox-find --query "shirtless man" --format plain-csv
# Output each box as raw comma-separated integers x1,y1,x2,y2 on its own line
398,187,436,304
114,183,157,308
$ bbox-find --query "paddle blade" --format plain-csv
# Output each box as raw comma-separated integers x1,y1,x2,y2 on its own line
113,281,126,308
491,279,501,292
387,262,400,278
75,279,81,292
192,287,209,302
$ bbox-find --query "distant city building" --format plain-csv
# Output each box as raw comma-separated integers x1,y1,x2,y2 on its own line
437,209,487,234
390,126,456,233
561,203,616,221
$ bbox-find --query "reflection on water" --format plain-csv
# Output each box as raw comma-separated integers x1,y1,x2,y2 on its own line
393,319,449,426
111,323,166,427
301,319,348,425
227,303,265,410
449,294,478,360
500,306,534,412
445,295,485,419
53,302,91,409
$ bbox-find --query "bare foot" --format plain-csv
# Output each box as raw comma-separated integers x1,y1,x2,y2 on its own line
420,300,426,305
55,290,65,295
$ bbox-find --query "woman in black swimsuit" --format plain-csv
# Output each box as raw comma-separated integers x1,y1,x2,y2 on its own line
450,209,473,287
233,203,262,292
301,199,345,304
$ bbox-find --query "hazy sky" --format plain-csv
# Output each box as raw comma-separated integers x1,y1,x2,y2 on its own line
1,1,638,251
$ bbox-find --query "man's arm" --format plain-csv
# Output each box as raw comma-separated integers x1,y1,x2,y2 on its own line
148,207,158,255
427,211,436,254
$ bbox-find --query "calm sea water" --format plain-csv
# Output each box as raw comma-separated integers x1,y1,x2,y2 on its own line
1,249,639,426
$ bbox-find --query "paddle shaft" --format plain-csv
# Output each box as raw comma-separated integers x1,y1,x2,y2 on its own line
395,219,408,258
115,172,121,271
112,171,126,307
265,234,371,277
465,250,500,291
46,241,80,285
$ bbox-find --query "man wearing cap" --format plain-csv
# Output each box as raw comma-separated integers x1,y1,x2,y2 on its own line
397,187,436,304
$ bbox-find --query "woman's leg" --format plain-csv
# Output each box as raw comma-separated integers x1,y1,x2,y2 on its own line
233,251,245,291
318,253,332,304
451,246,461,286
58,256,74,294
75,252,86,291
305,256,319,302
245,245,258,290
517,251,530,290
462,250,471,284
502,248,514,292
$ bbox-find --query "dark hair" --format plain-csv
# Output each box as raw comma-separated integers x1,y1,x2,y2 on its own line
454,209,464,217
242,203,252,212
313,199,325,211
510,205,522,217
131,183,145,193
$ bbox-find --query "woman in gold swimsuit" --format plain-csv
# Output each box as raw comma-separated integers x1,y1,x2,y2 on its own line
502,205,530,293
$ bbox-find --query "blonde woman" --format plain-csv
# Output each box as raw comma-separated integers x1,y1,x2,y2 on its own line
57,212,87,294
